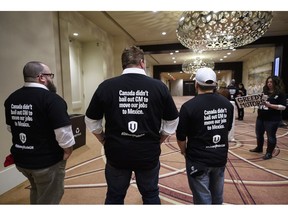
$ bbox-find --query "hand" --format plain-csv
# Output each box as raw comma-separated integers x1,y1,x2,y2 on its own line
95,132,105,145
63,146,73,160
99,138,106,145
264,101,271,108
181,150,186,157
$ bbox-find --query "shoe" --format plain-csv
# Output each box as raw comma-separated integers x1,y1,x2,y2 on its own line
249,147,263,153
263,153,272,160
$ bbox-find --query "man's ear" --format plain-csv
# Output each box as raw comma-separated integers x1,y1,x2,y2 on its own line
37,74,46,84
140,59,145,69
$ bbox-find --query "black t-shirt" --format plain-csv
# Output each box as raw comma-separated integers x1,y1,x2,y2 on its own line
257,92,286,121
4,86,71,169
227,85,237,100
176,93,234,167
86,73,179,169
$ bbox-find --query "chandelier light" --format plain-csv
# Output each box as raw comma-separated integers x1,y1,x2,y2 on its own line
182,57,215,74
176,11,273,52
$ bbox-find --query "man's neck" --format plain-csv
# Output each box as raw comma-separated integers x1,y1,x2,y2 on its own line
197,89,214,95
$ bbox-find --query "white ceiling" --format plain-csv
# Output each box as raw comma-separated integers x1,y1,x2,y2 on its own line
69,11,288,80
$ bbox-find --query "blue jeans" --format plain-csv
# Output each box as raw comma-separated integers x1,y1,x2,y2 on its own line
104,161,161,204
255,118,280,153
186,159,225,204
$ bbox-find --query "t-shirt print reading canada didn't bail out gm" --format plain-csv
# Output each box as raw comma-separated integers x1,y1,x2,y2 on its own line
118,90,149,115
204,108,228,130
10,104,33,127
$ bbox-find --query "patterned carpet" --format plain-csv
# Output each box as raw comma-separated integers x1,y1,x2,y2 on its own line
1,96,288,205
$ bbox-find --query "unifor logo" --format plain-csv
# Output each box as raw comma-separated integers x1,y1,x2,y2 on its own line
19,133,27,144
128,121,138,133
213,135,221,144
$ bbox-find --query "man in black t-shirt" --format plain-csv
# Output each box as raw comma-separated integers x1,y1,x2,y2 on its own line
227,79,237,101
176,67,234,204
85,46,179,204
4,61,75,204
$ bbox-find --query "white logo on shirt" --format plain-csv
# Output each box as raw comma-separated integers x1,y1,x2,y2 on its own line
128,121,138,133
19,133,27,144
213,135,221,144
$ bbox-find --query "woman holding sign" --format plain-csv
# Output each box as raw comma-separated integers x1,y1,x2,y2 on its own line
250,76,286,160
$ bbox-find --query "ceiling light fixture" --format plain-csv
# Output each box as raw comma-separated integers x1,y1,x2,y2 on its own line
182,57,215,74
176,11,273,53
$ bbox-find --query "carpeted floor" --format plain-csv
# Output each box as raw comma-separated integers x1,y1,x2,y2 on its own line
1,96,288,205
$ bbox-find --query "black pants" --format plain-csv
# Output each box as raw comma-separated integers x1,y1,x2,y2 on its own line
238,108,244,120
236,103,244,120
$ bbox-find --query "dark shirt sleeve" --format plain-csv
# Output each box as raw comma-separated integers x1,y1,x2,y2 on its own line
176,105,188,141
85,87,105,120
228,103,234,131
47,94,71,129
279,93,287,106
162,91,179,121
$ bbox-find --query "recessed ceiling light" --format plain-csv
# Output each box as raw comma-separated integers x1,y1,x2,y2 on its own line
73,33,79,36
162,32,167,35
175,50,179,53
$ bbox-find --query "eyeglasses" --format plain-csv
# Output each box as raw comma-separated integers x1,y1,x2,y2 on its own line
41,73,54,79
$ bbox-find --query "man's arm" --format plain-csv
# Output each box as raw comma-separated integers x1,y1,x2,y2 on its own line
85,116,105,145
160,117,179,144
54,125,75,160
177,140,186,157
63,146,73,160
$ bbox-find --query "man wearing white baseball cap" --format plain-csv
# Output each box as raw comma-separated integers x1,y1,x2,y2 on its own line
194,67,218,87
176,67,234,204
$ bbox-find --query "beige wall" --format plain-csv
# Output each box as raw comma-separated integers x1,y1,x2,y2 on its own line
242,47,275,94
170,79,183,96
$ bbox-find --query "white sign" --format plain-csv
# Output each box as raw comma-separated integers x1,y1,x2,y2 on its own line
235,93,266,108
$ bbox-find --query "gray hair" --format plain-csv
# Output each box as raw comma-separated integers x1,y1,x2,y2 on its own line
121,46,144,69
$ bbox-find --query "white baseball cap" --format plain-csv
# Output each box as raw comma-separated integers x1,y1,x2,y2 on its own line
195,67,217,86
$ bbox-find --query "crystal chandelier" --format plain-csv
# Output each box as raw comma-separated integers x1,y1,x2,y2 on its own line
182,57,215,74
176,11,273,52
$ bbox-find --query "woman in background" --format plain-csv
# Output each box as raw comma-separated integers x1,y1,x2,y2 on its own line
217,81,230,99
236,83,247,120
250,76,286,160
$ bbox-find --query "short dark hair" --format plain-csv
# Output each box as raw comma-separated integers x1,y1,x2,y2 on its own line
197,83,216,91
23,61,44,81
121,46,144,69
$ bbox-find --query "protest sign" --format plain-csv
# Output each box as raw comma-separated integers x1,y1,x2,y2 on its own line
235,93,266,108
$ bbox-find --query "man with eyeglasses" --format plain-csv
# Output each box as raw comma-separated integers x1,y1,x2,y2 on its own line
4,61,75,204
